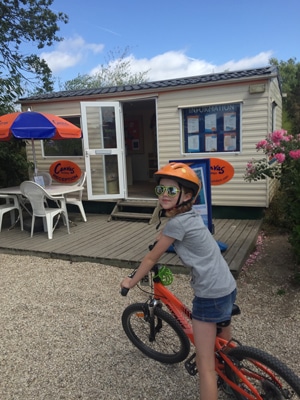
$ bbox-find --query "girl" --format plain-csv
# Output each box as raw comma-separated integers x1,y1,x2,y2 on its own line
121,162,236,400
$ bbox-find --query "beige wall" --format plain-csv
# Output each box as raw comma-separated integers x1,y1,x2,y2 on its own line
23,76,282,208
155,81,282,207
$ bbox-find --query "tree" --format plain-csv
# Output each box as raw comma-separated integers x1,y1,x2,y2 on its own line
0,0,68,188
286,66,300,132
247,59,300,265
270,57,300,133
62,47,149,90
0,139,29,187
0,0,68,109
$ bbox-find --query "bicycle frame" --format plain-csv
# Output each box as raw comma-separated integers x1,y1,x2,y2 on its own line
151,276,282,400
153,280,194,343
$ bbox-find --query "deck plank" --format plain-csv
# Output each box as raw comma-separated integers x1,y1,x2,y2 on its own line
0,213,262,276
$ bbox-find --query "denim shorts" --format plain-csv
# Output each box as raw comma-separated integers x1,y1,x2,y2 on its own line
192,289,237,324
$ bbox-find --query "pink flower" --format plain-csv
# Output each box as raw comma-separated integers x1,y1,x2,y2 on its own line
270,129,287,144
275,153,286,163
281,134,293,142
246,162,256,175
289,150,300,159
256,140,268,150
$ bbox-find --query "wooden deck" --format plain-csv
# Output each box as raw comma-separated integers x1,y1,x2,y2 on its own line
0,213,263,277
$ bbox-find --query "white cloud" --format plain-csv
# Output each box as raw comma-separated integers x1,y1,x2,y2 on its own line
40,35,104,73
41,51,82,73
90,49,273,82
41,36,273,82
127,50,274,81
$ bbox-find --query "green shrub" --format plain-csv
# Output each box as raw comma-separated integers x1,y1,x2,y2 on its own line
0,139,30,187
245,129,300,265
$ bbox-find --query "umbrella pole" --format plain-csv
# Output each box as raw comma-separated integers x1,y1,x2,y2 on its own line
31,139,38,176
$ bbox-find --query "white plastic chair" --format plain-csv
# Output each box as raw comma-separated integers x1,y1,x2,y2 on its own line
28,171,52,207
65,171,87,222
31,171,52,186
0,194,24,232
20,181,70,239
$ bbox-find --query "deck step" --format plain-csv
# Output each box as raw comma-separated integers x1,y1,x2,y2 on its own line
111,212,154,220
108,199,160,224
116,200,158,208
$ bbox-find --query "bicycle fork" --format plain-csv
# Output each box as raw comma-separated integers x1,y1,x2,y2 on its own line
147,298,163,342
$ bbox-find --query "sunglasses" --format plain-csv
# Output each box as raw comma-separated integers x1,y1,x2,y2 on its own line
155,185,181,197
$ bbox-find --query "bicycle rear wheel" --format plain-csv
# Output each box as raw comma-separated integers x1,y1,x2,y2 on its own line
122,303,190,364
225,345,300,399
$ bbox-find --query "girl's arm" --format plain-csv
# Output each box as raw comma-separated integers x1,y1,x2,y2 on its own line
121,234,174,290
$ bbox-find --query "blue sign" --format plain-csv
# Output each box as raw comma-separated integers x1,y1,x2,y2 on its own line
170,159,213,233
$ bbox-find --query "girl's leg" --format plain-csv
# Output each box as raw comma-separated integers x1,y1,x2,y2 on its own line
218,323,232,341
192,319,217,400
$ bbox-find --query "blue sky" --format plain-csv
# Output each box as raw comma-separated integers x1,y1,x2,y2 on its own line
36,0,300,89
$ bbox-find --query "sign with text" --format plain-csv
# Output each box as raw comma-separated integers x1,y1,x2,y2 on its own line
182,102,241,153
170,159,212,233
50,160,82,184
210,157,234,185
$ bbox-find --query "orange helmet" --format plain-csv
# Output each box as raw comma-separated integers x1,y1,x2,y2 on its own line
154,162,201,196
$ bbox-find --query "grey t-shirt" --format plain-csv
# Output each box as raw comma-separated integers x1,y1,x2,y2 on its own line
163,209,236,298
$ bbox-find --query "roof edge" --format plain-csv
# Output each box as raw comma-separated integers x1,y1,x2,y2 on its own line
19,65,278,103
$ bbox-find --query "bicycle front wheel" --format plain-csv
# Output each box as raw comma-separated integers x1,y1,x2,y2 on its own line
122,303,190,364
225,345,300,399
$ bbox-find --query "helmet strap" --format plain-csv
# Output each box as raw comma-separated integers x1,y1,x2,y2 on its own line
175,183,182,207
156,208,165,230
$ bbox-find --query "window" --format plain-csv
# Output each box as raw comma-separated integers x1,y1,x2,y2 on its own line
181,102,241,154
43,116,83,157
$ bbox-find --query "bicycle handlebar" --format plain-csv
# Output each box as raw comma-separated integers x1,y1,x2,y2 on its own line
120,270,136,296
120,287,130,296
120,242,158,296
148,241,157,251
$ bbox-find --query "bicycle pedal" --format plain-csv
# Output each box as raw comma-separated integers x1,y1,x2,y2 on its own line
184,353,198,376
218,378,232,394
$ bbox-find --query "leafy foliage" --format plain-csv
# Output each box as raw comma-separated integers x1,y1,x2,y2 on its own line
247,59,300,264
0,139,30,187
62,47,149,90
245,130,300,181
245,129,300,264
270,58,300,133
0,0,68,106
0,0,69,187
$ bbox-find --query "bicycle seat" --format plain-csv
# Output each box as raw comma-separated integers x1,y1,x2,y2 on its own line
217,304,241,330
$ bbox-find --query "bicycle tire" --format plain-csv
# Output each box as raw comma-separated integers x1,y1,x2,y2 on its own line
122,303,190,364
225,345,300,399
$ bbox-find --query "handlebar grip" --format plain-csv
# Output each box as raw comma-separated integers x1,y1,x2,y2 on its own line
120,287,130,296
120,270,136,296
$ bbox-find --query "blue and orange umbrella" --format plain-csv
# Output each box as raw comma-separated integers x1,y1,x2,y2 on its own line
0,111,82,174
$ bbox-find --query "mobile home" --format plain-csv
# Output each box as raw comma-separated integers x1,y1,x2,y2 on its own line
19,65,282,218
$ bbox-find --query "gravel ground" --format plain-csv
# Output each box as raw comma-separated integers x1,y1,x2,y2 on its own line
0,228,299,400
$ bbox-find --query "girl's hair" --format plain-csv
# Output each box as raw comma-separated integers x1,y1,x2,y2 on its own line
164,186,194,217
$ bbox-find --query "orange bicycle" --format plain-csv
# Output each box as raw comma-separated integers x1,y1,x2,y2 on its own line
121,262,300,399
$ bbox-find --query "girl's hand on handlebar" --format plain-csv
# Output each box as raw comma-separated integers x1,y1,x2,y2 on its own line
120,271,136,296
121,276,132,290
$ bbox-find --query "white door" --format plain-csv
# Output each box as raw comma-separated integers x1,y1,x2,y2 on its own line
81,101,126,200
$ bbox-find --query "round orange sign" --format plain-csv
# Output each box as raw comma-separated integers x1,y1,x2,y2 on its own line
210,157,234,185
50,160,82,184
